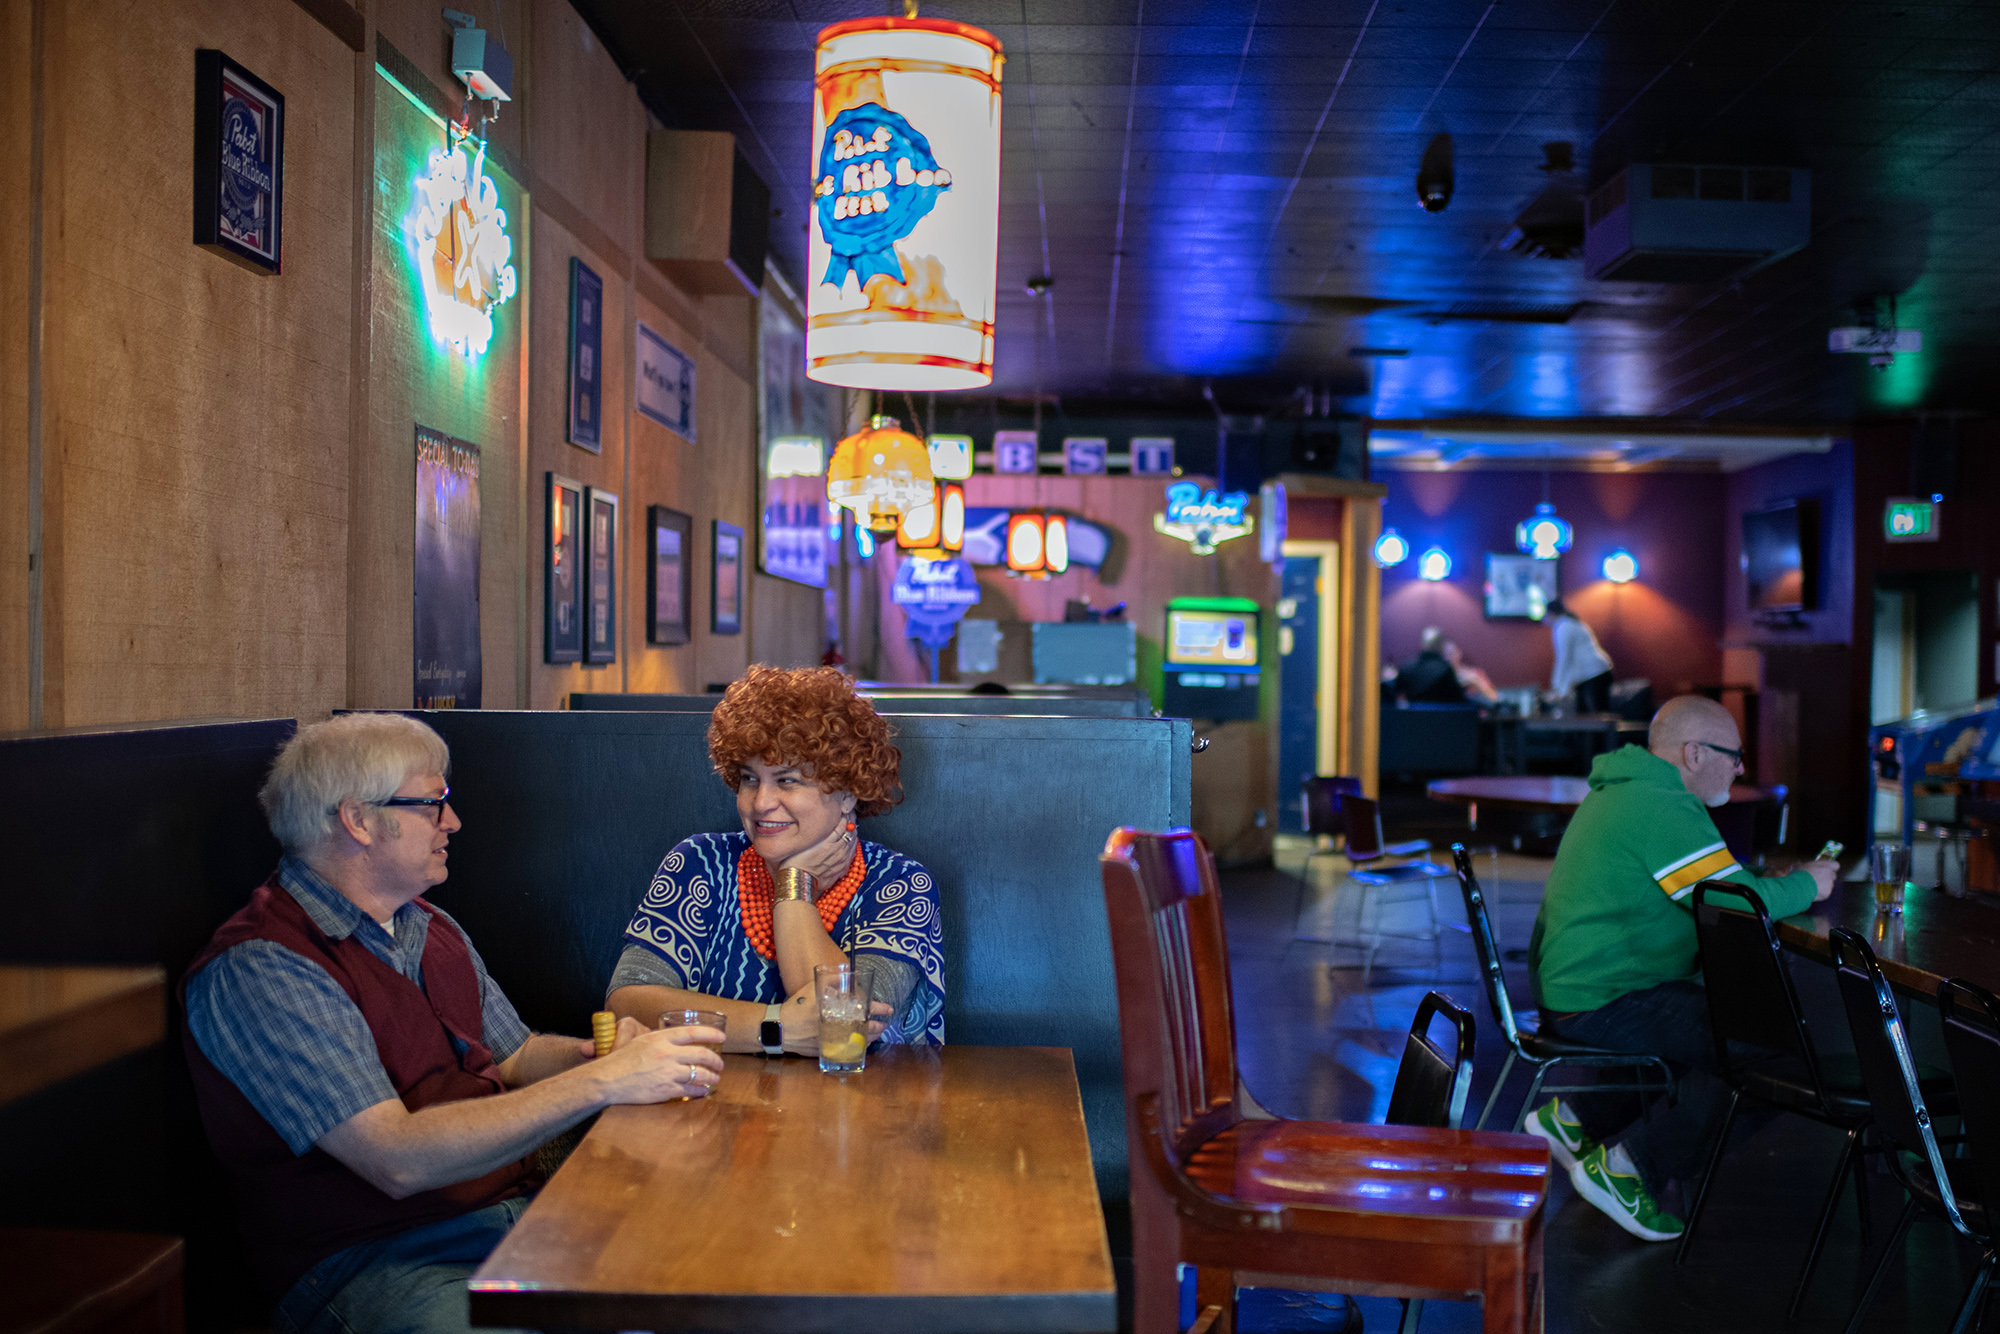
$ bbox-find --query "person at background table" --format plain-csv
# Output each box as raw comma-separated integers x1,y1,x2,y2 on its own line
1394,626,1468,704
1523,695,1835,1244
183,714,723,1334
606,665,946,1055
1546,596,1615,713
1442,637,1500,706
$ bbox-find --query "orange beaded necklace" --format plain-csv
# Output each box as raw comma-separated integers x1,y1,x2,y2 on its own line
736,840,867,961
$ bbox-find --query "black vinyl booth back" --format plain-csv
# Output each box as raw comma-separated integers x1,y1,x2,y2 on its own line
566,691,1151,717
0,717,295,1330
406,707,1193,1200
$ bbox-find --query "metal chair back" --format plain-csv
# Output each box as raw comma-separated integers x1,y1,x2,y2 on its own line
1691,880,1830,1113
1387,991,1476,1130
1831,927,1973,1236
1451,843,1523,1048
1300,775,1363,840
1937,978,2000,1235
1342,794,1388,861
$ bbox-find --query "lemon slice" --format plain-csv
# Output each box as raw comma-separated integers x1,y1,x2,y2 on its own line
821,1033,867,1061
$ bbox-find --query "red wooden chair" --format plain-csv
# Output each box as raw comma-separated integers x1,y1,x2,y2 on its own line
1102,827,1550,1334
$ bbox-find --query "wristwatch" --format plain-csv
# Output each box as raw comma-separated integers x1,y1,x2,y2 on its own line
761,1002,784,1056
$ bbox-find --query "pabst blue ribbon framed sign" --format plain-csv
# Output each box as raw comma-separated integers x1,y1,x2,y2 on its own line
193,50,285,275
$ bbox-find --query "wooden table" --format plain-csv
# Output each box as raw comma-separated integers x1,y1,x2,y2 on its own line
1428,776,1776,831
1779,880,2000,999
469,1045,1117,1333
0,964,167,1106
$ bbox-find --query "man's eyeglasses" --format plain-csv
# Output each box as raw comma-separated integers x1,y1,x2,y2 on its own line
379,787,451,824
1695,741,1744,765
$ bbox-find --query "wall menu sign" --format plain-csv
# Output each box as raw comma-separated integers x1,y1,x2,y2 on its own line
636,321,696,441
413,427,482,708
568,259,603,452
193,50,285,274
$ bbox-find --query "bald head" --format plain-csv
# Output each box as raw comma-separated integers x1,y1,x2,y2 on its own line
1650,695,1742,806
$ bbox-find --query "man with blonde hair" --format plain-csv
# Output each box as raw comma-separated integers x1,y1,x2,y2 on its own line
183,713,724,1334
1523,695,1836,1243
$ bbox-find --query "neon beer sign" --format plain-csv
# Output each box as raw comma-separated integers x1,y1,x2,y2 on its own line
1154,482,1255,555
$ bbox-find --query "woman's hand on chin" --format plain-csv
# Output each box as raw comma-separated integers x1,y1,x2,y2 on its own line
774,815,857,886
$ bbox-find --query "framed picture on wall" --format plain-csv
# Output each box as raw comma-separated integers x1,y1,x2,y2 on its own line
192,50,285,274
712,520,744,635
568,258,603,452
636,321,696,441
544,473,584,663
647,506,693,646
1484,553,1559,620
584,488,618,664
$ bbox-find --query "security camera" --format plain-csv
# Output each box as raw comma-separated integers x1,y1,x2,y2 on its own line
1416,133,1454,213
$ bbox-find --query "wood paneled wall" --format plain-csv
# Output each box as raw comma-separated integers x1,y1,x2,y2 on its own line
4,0,810,728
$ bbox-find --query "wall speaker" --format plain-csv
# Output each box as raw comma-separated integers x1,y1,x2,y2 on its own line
646,130,769,297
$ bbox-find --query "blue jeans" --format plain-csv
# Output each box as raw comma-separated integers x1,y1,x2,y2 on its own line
275,1197,532,1334
1545,980,1772,1198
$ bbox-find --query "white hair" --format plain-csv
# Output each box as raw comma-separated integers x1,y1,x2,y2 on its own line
260,713,450,855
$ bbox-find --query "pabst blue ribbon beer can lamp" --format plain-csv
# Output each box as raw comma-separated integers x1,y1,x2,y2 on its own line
807,17,1004,391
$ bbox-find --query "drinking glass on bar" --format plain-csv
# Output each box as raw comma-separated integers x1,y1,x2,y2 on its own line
659,1009,727,1098
815,963,868,1074
1869,843,1910,915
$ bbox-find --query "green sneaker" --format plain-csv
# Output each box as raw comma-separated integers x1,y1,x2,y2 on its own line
1523,1097,1591,1173
1569,1144,1685,1242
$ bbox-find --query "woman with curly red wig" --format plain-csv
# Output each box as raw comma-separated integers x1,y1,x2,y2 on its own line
604,665,944,1053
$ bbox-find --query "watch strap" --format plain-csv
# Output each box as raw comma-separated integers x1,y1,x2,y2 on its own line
760,1002,784,1056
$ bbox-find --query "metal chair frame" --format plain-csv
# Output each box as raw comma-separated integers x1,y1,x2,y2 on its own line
1450,843,1676,1131
1833,928,1992,1334
1677,881,1875,1322
1296,795,1448,983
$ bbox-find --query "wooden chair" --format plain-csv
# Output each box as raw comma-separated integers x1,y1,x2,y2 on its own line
1102,827,1550,1334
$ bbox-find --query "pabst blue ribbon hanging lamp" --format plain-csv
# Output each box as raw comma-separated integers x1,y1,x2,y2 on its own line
806,12,1003,391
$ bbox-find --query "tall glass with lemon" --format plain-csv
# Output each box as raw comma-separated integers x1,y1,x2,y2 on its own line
815,963,868,1074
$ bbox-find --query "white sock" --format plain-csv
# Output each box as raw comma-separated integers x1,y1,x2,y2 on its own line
1606,1142,1637,1176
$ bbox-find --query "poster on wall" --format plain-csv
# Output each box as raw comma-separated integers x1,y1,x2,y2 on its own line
758,277,832,588
545,473,584,662
568,259,603,452
413,427,482,708
1484,553,1559,620
647,505,693,646
193,50,285,274
584,489,619,663
636,321,696,441
713,520,744,635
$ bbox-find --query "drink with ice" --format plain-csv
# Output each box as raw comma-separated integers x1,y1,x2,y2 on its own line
815,962,867,1074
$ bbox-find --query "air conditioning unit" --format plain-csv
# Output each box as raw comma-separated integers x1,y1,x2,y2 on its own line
1584,164,1809,283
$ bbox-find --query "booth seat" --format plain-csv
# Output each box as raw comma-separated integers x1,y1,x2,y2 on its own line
567,691,1151,717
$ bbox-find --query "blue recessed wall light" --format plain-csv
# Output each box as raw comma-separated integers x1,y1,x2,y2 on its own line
1602,549,1638,584
1374,528,1410,567
1418,547,1452,581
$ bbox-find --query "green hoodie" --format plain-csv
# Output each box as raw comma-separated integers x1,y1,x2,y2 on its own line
1529,745,1818,1013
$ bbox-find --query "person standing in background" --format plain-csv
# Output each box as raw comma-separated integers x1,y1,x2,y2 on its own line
1547,598,1614,714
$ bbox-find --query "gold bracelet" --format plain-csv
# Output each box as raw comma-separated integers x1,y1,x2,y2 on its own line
774,867,817,903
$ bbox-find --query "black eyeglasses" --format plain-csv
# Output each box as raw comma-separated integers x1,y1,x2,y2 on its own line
379,786,451,824
1695,741,1744,765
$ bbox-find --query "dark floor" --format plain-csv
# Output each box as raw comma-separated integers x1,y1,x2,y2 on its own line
1218,847,1991,1334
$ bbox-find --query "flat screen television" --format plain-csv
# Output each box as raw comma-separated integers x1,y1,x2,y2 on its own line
1743,500,1817,613
1165,605,1260,673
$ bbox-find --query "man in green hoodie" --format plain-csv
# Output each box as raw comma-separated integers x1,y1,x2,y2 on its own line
1524,695,1835,1242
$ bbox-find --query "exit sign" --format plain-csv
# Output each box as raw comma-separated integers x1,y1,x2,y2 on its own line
1883,497,1939,543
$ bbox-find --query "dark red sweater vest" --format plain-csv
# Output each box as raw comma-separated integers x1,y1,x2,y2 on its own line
180,876,540,1297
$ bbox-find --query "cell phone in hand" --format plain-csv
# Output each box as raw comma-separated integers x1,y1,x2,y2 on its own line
1816,840,1844,863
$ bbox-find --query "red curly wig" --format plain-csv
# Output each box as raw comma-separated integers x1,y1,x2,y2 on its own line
709,665,904,817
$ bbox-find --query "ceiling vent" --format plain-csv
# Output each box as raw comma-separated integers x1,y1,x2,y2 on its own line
1584,164,1809,283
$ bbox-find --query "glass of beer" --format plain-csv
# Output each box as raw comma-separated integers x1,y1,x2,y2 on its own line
658,1009,727,1099
1869,843,1910,915
815,964,868,1074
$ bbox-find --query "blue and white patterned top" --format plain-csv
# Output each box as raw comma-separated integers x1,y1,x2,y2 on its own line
621,832,945,1045
184,857,532,1154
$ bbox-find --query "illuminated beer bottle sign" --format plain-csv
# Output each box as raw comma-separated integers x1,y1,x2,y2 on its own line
807,18,1003,391
1154,483,1255,555
406,136,518,359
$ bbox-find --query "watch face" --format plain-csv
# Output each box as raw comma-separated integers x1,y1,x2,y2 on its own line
761,1019,783,1051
